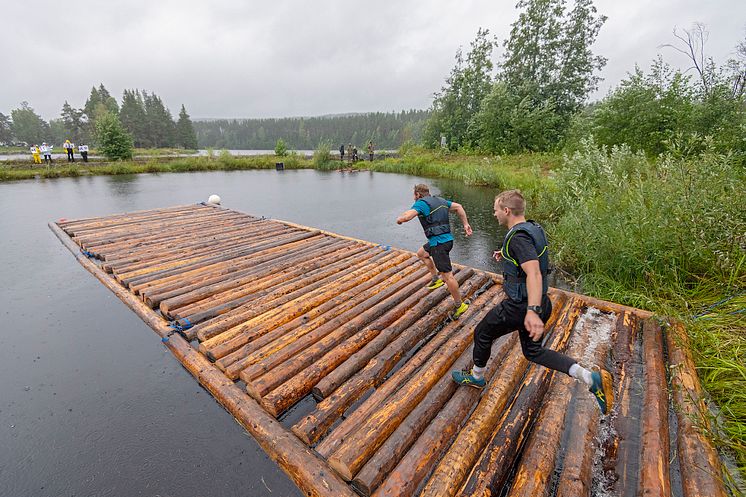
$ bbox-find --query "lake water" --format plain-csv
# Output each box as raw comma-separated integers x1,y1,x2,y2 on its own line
0,169,558,497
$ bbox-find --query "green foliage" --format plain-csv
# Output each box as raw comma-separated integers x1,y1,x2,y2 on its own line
423,28,496,150
194,110,429,149
60,101,87,144
312,141,334,169
120,90,148,147
95,112,133,160
0,112,12,144
176,104,198,149
10,102,49,144
275,138,288,157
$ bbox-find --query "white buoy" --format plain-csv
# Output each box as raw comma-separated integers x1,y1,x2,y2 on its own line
207,194,221,205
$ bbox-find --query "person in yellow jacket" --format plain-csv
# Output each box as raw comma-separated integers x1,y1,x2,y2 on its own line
32,145,42,164
63,139,75,162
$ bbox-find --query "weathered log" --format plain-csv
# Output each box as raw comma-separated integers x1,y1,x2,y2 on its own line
458,309,577,497
206,256,420,361
552,307,617,497
255,269,475,417
350,344,476,496
504,305,595,497
213,259,423,368
59,204,202,231
315,290,566,459
665,321,728,497
369,337,524,497
195,251,407,348
67,205,220,238
638,318,672,497
227,269,433,383
49,221,357,497
291,274,490,446
415,298,583,497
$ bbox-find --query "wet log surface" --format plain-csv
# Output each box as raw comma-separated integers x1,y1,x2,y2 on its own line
51,204,728,497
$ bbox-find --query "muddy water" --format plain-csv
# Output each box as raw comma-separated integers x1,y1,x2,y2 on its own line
0,169,564,497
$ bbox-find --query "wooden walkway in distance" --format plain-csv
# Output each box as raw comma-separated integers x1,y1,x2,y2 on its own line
50,203,728,497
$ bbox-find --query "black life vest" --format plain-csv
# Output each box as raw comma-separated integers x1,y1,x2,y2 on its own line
417,196,451,238
501,220,549,302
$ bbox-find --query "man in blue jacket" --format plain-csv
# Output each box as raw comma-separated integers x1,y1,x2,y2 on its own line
397,183,473,319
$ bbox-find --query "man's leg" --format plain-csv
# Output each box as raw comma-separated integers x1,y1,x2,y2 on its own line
452,301,516,387
441,271,460,304
417,244,438,281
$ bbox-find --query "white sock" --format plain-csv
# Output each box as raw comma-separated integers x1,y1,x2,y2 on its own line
471,365,486,380
569,363,593,386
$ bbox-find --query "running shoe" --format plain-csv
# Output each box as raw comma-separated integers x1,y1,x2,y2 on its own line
589,368,614,415
451,369,486,389
427,278,444,290
450,301,469,320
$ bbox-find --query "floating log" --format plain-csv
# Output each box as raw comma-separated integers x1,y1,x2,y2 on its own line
665,322,728,497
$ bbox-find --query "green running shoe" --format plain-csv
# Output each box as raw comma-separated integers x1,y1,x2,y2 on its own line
427,278,444,290
450,301,469,320
451,369,486,389
589,368,614,415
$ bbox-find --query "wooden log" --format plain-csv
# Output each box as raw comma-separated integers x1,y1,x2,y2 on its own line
228,269,433,383
65,205,216,237
254,269,475,417
143,239,353,308
49,221,357,497
190,246,384,342
369,337,524,497
638,318,671,497
195,251,407,348
99,221,289,269
315,291,567,459
120,230,321,287
313,275,480,399
350,339,505,497
458,310,577,497
212,259,424,367
664,321,728,497
132,233,336,298
607,312,643,497
415,298,584,497
503,306,595,497
59,204,202,231
291,274,490,445
552,307,617,497
159,239,364,316
240,268,438,399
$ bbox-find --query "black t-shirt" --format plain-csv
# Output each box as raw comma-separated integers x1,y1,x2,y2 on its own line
504,231,538,266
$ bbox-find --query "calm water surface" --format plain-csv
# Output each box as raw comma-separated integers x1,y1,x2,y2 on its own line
0,169,537,497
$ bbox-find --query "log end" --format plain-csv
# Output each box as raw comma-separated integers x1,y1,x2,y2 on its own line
327,456,354,482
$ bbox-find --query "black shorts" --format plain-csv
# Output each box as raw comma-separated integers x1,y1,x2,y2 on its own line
423,240,453,273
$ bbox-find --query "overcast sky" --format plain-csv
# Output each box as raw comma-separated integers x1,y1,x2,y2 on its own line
2,0,744,121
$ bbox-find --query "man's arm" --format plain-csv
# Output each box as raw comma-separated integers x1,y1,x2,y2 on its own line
521,259,544,341
396,209,419,225
448,202,473,236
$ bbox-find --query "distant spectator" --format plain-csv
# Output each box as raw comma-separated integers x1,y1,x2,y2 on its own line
78,144,89,162
31,145,42,164
352,146,358,163
40,142,53,165
63,139,75,162
339,144,345,161
367,141,374,161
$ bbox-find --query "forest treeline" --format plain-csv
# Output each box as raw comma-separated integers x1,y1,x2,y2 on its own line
192,110,430,150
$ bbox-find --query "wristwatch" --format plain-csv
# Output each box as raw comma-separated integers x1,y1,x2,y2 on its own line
527,305,542,314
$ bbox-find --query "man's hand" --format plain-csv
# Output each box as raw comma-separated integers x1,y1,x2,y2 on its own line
464,223,473,236
493,249,503,262
524,310,545,341
396,219,403,225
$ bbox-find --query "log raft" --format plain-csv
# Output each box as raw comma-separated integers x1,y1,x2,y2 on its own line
50,203,728,497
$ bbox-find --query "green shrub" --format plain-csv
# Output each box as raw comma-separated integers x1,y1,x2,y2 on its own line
95,112,134,161
275,139,288,157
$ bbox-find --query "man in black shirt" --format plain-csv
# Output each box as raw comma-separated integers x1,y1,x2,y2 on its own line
451,189,614,414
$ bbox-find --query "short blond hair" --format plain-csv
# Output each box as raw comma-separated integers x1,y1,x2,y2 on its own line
496,189,525,215
414,184,430,197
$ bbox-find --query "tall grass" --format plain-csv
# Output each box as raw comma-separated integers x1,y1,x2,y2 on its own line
543,139,746,479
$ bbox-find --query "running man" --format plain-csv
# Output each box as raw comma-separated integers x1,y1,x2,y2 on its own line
451,189,614,414
397,183,473,320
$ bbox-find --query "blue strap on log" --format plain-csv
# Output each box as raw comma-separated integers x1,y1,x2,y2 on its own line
80,249,95,258
167,317,193,332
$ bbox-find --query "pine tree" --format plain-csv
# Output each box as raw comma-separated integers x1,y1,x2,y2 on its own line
175,104,198,149
11,102,49,144
0,112,13,145
143,91,176,147
95,112,133,160
120,89,148,147
60,101,86,143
